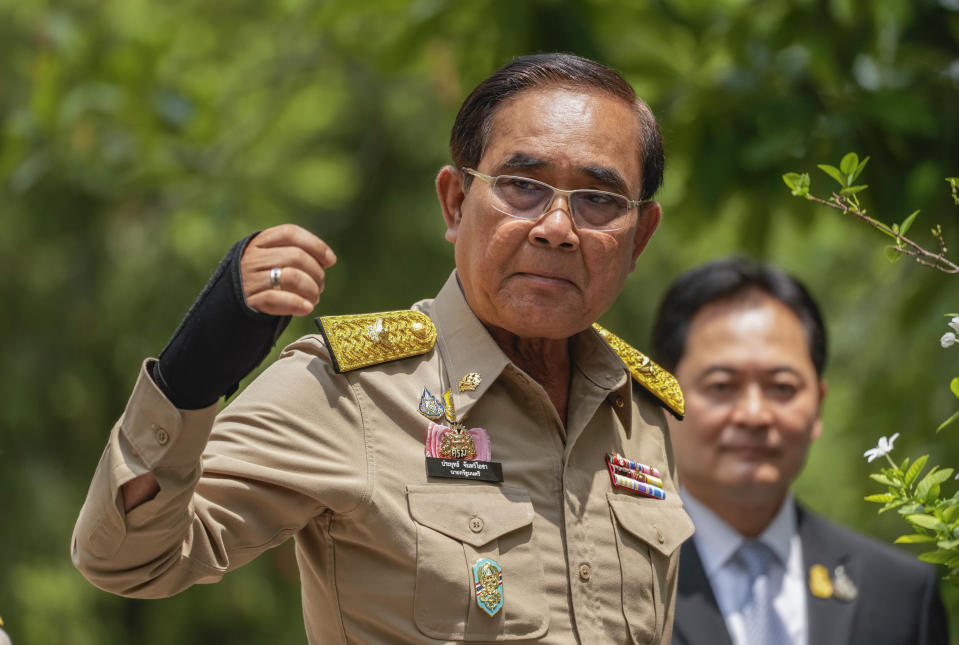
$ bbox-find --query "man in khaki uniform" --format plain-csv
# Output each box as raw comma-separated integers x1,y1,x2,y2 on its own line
73,53,694,644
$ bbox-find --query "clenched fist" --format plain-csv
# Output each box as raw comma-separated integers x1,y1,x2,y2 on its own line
241,224,337,316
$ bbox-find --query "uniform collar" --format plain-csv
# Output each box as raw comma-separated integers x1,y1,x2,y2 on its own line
427,270,632,424
427,271,512,423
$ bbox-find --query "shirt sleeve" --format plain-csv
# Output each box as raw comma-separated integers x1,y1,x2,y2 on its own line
71,336,369,598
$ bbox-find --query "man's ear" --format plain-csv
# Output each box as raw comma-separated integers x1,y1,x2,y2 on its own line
810,379,827,442
628,201,661,270
436,165,466,244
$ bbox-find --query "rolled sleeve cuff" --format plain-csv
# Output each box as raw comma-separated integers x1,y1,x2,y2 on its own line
73,360,220,565
120,359,219,474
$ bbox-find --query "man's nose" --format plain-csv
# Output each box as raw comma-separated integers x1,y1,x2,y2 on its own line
731,384,773,427
528,194,580,249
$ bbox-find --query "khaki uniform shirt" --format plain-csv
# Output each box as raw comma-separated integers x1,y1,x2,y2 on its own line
72,271,694,644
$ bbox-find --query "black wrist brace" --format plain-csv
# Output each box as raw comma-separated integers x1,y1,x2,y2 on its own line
151,233,291,409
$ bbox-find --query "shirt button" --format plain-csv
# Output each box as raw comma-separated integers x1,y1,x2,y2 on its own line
655,526,665,544
153,425,169,446
613,395,626,408
578,563,591,581
468,516,484,533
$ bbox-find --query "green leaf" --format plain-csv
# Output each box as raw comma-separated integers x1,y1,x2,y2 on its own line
917,467,943,500
864,493,895,503
895,534,937,544
919,550,956,565
782,172,810,197
918,468,954,494
839,184,868,195
900,457,911,472
904,455,929,486
870,473,895,486
948,177,959,205
899,503,925,516
938,539,959,549
817,164,845,186
937,409,959,433
879,499,907,513
876,225,899,240
899,210,919,236
839,152,859,177
884,246,904,263
851,156,870,183
906,514,945,531
951,377,959,399
943,505,959,523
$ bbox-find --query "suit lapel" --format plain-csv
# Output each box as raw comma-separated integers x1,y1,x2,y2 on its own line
798,505,860,645
674,540,734,645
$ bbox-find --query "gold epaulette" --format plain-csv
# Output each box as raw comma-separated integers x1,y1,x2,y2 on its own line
316,310,436,373
593,322,684,419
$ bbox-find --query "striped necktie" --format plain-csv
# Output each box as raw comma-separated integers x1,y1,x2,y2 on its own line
734,539,790,645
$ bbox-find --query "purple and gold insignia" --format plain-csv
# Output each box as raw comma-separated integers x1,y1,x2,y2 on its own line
473,558,504,617
426,421,491,461
607,452,665,500
418,388,445,420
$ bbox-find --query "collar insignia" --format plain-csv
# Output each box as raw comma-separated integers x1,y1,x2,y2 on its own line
458,372,482,392
418,388,445,420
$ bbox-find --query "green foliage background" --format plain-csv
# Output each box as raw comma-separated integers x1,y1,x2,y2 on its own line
2,0,958,642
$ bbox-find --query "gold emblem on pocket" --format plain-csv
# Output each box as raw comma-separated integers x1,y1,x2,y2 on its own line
473,558,504,617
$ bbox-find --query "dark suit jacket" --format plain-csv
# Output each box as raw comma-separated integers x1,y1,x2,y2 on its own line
672,504,948,645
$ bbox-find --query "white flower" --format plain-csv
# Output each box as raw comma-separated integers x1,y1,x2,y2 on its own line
863,433,900,463
942,332,958,348
949,317,959,334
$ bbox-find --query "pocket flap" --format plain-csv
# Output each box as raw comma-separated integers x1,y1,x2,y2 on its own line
607,494,695,557
408,484,534,547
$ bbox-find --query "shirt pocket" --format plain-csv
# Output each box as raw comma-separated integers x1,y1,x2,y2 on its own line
607,494,694,645
407,484,549,641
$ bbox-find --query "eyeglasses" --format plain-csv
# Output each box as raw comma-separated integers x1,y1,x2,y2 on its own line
462,168,644,232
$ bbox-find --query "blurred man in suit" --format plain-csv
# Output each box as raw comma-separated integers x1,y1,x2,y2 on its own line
651,257,948,645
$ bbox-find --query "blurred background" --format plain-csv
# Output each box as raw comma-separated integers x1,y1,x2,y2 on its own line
1,0,958,642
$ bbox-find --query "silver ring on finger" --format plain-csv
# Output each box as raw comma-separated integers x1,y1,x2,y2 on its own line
270,267,284,290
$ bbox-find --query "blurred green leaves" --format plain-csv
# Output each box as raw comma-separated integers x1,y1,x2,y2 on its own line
2,0,959,642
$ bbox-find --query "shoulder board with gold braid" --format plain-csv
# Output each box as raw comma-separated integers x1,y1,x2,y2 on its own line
592,322,685,420
315,310,436,373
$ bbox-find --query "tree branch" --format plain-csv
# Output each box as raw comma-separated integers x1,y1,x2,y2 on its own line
805,193,959,274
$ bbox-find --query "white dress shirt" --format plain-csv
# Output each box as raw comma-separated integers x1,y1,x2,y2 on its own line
682,489,807,645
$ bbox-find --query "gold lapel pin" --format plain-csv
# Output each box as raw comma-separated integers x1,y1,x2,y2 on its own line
808,564,834,599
